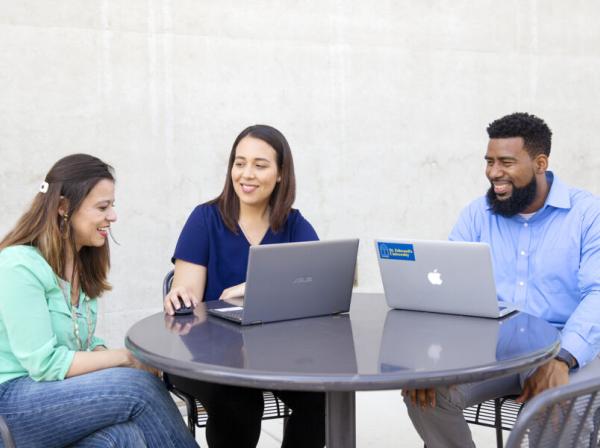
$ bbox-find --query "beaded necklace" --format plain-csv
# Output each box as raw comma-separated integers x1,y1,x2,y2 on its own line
58,278,93,351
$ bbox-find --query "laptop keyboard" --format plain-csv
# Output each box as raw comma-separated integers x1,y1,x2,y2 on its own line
221,309,244,321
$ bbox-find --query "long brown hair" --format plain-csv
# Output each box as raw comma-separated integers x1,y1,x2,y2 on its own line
0,154,115,298
211,125,296,233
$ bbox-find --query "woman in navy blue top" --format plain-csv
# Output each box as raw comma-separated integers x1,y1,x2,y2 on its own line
172,203,318,301
164,125,325,448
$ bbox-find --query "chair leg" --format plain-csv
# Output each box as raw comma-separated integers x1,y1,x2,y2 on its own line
283,403,290,433
164,373,196,437
187,399,197,436
188,414,196,436
494,398,503,448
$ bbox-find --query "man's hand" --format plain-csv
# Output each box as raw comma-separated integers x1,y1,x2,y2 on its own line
403,388,437,408
516,359,569,403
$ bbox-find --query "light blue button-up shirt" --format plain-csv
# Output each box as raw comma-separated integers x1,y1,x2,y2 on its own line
450,172,600,368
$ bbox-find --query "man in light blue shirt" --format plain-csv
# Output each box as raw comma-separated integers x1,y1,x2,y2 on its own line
405,112,600,448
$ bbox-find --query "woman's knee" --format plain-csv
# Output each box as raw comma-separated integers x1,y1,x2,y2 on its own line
73,421,146,447
177,380,263,420
210,389,264,422
87,368,168,405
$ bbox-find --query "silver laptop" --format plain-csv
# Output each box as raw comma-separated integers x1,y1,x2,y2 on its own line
208,238,359,325
374,239,516,318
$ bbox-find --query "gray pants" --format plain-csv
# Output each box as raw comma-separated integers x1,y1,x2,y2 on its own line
405,357,600,448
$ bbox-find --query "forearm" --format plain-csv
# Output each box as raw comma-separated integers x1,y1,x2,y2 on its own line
561,290,600,367
172,259,207,299
65,348,131,378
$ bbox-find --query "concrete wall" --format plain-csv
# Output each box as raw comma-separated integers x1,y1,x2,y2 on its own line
1,0,600,347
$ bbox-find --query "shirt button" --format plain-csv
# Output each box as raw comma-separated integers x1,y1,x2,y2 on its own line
519,281,525,286
524,222,529,227
520,250,526,256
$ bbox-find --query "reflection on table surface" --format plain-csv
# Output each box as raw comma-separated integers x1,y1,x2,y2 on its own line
378,310,558,373
167,312,357,374
127,294,560,389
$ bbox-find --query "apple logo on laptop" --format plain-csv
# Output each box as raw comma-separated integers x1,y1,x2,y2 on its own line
427,269,443,285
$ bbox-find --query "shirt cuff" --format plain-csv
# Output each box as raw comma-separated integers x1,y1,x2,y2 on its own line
58,350,76,380
561,331,596,369
89,336,107,352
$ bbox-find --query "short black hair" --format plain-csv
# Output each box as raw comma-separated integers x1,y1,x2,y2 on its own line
486,112,552,157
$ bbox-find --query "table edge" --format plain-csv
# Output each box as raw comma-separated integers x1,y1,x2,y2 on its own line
125,335,560,392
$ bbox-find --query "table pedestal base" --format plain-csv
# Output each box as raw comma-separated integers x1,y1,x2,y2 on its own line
326,391,356,448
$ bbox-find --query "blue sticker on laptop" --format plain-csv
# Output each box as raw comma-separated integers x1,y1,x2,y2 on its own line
378,242,416,261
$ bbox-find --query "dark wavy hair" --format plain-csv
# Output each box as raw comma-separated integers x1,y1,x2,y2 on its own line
211,125,296,233
0,154,115,298
487,112,552,157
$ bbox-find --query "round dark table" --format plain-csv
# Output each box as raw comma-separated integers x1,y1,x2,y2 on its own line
125,293,560,448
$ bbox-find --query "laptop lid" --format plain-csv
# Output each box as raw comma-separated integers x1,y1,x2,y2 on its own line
234,238,359,325
374,239,513,318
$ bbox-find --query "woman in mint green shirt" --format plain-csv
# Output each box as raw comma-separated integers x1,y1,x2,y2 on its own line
0,154,197,447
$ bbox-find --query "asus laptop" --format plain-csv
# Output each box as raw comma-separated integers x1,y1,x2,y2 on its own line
374,239,516,318
208,238,359,325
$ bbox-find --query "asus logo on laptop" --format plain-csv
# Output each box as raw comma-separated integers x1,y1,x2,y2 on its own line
292,276,313,285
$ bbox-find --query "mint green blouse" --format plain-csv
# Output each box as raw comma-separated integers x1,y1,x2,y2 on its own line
0,245,105,384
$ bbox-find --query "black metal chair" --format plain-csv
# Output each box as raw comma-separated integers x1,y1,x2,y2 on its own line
505,376,600,447
0,415,16,448
162,270,290,436
464,396,524,448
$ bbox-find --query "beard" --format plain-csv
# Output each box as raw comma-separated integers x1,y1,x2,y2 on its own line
486,175,538,217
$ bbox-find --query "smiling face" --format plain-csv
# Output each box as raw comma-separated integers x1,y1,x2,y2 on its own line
485,137,537,200
484,137,549,216
69,179,117,250
231,136,280,210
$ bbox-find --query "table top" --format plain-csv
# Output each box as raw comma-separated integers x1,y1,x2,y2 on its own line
125,293,560,392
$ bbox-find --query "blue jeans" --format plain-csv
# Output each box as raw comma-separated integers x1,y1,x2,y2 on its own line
0,367,198,448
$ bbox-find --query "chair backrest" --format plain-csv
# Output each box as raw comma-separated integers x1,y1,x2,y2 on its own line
0,415,16,448
505,376,600,448
163,270,174,299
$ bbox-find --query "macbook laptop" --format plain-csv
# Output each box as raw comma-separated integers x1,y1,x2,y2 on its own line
208,238,359,325
374,239,516,318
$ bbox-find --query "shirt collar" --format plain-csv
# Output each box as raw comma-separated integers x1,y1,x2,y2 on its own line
543,171,571,210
